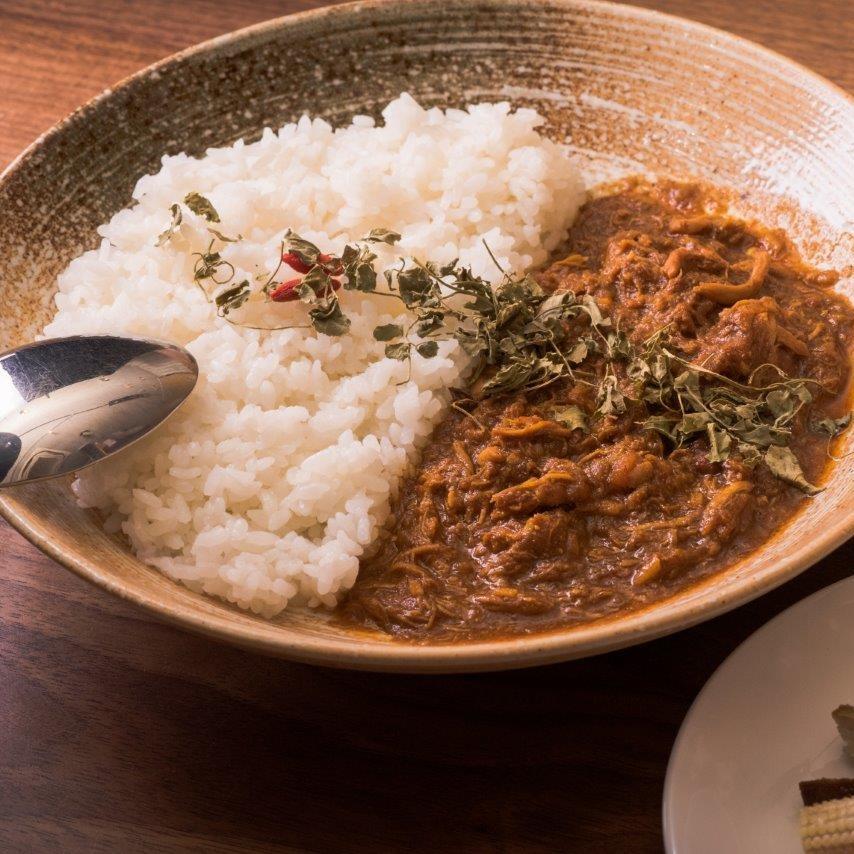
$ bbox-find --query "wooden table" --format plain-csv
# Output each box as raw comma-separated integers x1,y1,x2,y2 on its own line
0,1,850,851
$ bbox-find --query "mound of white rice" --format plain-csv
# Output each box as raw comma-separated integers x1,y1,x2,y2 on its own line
45,94,584,616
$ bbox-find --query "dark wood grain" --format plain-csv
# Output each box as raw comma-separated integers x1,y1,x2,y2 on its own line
0,2,851,852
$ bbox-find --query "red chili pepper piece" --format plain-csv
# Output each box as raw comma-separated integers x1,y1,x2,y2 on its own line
269,277,303,302
269,276,342,303
281,251,312,274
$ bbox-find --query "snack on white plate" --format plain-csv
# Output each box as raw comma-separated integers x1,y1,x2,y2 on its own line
800,796,854,852
798,706,854,852
833,706,854,760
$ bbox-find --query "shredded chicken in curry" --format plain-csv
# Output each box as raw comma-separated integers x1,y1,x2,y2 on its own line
340,180,854,639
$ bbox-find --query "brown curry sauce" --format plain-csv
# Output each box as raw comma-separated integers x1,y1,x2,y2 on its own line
339,180,854,640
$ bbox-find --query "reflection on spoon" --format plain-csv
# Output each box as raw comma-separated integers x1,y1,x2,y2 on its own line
0,335,198,487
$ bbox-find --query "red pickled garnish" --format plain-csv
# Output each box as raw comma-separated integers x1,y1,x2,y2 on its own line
269,278,303,302
281,251,312,274
269,276,342,303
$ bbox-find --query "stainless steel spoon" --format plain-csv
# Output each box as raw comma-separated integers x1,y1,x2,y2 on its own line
0,335,198,487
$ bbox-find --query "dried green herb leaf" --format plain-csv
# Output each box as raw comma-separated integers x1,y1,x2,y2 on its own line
456,329,487,357
302,265,332,294
738,424,779,447
643,414,680,440
208,227,242,243
183,192,220,223
340,244,360,266
672,370,704,411
296,282,316,304
340,245,378,293
397,267,433,307
580,293,608,327
364,228,401,245
537,292,571,318
373,323,403,342
496,302,523,328
596,371,626,417
766,384,811,422
679,412,713,435
309,301,350,337
738,442,763,468
284,231,321,267
812,413,852,438
415,341,439,358
565,341,589,364
649,354,670,382
385,342,411,360
465,289,495,314
415,311,445,337
481,358,537,396
347,261,378,293
156,204,183,247
214,280,250,315
627,357,652,383
706,423,732,462
763,444,821,494
606,331,632,359
435,259,459,277
193,242,235,287
551,404,588,432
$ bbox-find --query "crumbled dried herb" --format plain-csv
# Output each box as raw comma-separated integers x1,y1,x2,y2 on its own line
279,231,324,270
308,299,350,337
156,204,183,247
163,198,851,494
236,228,613,392
155,197,236,248
596,366,627,417
192,240,236,294
364,228,401,245
812,413,852,438
625,329,822,492
183,192,220,223
214,280,250,316
373,323,404,341
551,404,588,432
416,340,439,358
385,342,411,360
763,444,820,495
340,244,377,293
207,227,242,243
380,258,611,399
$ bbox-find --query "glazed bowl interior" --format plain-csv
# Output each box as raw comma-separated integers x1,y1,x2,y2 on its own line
0,0,851,672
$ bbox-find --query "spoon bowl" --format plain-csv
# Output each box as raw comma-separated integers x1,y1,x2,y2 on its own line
0,336,198,487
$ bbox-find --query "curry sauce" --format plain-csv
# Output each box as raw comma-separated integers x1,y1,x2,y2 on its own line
341,181,854,640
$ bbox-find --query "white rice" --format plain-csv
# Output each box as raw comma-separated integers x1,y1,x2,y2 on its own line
45,94,584,616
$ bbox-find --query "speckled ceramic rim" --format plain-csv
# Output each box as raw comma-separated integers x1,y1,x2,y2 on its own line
1,0,852,672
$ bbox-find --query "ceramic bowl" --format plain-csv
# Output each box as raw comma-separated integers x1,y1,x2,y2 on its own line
0,0,851,672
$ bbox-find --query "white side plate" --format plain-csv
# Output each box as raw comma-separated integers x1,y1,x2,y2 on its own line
663,575,854,854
